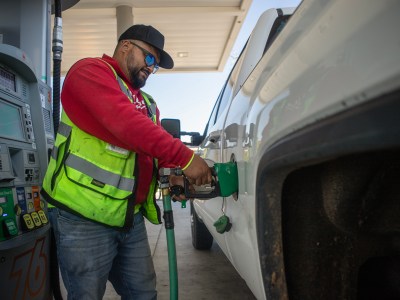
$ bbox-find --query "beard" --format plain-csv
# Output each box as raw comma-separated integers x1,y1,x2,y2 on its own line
126,56,150,89
128,61,149,89
129,66,148,89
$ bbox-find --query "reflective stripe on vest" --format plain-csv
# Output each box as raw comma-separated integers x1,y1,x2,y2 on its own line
66,152,135,192
52,121,135,192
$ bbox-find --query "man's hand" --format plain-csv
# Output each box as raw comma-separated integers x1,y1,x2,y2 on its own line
169,175,195,201
169,175,186,201
183,154,212,186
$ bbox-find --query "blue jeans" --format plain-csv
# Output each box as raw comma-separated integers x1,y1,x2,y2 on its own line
49,208,157,300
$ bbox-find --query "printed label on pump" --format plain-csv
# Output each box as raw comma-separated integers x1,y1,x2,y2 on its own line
16,187,28,214
0,188,13,207
32,186,40,211
24,187,35,213
4,218,18,237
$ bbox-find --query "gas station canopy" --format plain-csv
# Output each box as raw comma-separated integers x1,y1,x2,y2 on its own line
58,0,252,75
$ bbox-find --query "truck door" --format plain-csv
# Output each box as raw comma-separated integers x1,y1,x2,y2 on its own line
220,8,295,295
195,77,234,253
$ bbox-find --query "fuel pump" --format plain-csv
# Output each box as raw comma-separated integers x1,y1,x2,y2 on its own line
0,44,54,300
0,0,77,299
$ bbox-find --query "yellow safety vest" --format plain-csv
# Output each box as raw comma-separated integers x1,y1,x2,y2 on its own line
41,60,161,229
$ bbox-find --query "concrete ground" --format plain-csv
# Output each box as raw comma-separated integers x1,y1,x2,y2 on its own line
60,200,256,299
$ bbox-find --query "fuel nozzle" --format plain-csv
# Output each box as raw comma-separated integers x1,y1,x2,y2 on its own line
183,162,238,199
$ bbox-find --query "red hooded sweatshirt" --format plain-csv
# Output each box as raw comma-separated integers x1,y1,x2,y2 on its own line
60,54,193,204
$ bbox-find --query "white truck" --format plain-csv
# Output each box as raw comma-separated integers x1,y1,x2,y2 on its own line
164,0,400,299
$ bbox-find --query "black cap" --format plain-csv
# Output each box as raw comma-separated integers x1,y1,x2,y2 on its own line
119,24,174,69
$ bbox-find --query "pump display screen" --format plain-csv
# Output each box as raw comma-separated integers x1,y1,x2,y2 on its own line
0,67,16,92
0,99,24,140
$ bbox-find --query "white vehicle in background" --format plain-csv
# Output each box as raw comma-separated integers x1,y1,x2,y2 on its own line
164,1,400,299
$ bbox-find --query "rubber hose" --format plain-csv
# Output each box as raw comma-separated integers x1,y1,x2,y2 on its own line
52,59,61,134
52,0,62,135
50,0,63,299
163,193,179,299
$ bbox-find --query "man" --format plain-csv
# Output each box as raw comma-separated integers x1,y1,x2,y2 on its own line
41,24,212,299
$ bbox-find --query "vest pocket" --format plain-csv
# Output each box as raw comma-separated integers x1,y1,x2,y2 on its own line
63,152,135,200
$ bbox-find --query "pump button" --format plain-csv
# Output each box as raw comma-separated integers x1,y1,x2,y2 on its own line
22,214,35,230
27,153,36,163
14,204,22,216
37,210,48,224
3,218,18,237
30,212,42,227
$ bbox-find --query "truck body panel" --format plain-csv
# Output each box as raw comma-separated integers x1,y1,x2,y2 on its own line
193,0,400,299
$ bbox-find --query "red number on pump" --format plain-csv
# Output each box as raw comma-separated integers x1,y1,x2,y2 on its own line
9,237,48,299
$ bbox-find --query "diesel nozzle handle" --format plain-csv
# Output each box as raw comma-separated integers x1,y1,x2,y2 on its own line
163,166,220,199
182,167,221,199
162,162,238,200
183,162,238,199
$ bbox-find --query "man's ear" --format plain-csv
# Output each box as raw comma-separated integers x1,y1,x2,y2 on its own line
113,41,129,58
119,40,131,53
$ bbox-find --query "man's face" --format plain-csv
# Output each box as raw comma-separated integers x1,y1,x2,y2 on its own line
125,41,160,89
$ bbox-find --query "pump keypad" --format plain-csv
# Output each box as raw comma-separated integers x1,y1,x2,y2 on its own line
0,186,49,240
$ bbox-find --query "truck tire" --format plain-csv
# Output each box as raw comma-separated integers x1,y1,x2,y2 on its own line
281,153,400,299
190,201,213,250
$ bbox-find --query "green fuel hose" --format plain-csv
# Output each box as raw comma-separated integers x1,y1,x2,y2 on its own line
161,180,179,300
158,163,237,299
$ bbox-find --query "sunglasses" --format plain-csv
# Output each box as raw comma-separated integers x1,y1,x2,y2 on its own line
128,41,159,74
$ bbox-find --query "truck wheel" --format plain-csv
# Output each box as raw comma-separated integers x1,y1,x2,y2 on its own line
281,153,400,299
190,201,213,250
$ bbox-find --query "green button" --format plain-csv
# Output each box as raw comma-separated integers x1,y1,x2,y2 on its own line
4,218,18,236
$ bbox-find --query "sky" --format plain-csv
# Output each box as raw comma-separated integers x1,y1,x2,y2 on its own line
143,0,301,135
